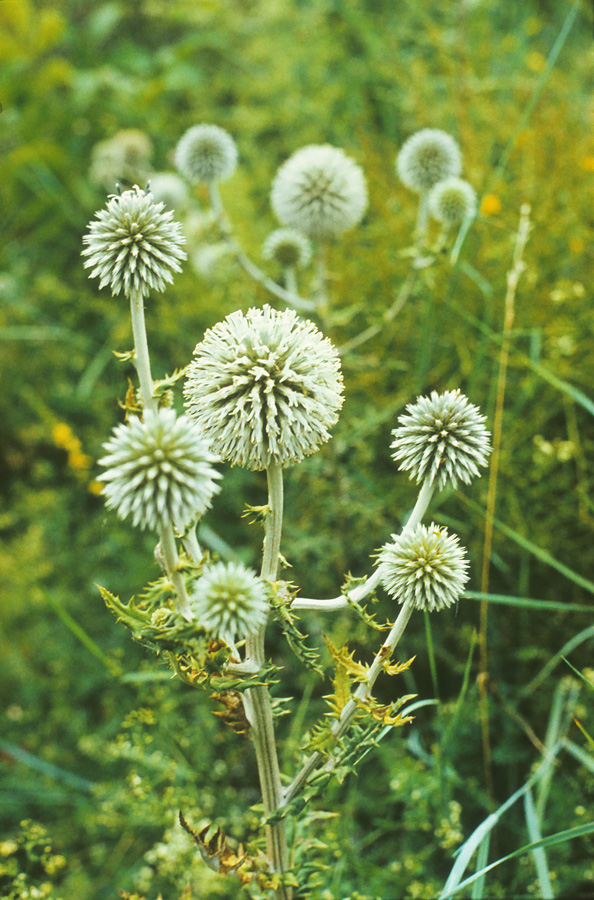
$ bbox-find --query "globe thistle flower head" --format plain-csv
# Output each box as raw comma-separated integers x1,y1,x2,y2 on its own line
148,172,190,212
396,129,462,193
97,408,221,532
262,228,312,270
189,561,269,644
174,124,238,184
378,523,469,612
271,144,368,240
82,185,186,300
184,305,344,471
429,177,477,225
89,129,153,191
391,390,491,490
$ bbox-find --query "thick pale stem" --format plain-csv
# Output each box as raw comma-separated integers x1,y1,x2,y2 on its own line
416,192,430,245
159,525,193,621
129,290,157,415
244,462,290,896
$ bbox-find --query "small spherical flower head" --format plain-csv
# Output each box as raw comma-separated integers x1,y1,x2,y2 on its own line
262,228,312,270
391,390,491,490
82,185,186,300
428,177,477,225
89,130,153,191
174,124,238,184
271,144,368,241
184,305,344,470
148,172,190,212
97,408,221,532
378,523,469,612
189,561,269,643
396,129,462,193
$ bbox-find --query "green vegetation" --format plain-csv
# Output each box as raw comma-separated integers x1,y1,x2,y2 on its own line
1,1,592,898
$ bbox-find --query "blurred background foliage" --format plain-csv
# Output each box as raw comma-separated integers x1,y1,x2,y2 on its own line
0,0,592,897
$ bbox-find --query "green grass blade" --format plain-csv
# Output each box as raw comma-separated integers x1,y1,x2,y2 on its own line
464,592,591,614
0,739,95,793
470,833,490,900
562,656,594,691
521,626,594,697
42,588,122,677
524,788,554,899
562,739,594,773
536,680,580,822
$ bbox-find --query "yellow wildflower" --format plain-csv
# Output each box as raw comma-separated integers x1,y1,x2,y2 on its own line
480,194,501,216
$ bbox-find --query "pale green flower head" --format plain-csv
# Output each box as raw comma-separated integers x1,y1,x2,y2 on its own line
82,185,186,300
190,561,269,644
174,124,238,184
271,144,368,240
378,523,469,612
98,408,221,532
184,305,344,471
429,177,477,225
263,228,312,269
396,129,462,192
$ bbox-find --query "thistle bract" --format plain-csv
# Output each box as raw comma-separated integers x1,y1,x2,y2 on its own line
98,408,221,532
428,177,477,225
378,523,469,612
82,186,186,300
263,228,312,269
184,305,344,470
391,390,491,489
174,124,238,184
271,144,368,240
190,561,269,643
396,129,462,193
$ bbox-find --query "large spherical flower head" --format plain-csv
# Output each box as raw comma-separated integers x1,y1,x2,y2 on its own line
396,129,462,193
97,408,221,532
189,561,269,643
262,228,312,270
428,177,477,225
391,390,491,490
378,523,469,612
174,124,238,185
184,305,344,471
82,185,186,300
271,144,368,240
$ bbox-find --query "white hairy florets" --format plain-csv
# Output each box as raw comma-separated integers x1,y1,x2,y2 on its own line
391,390,491,490
189,561,269,643
97,408,221,532
378,523,469,612
428,177,477,225
262,228,312,269
148,172,190,212
271,144,368,240
184,305,344,471
396,129,462,192
174,124,238,184
82,186,186,300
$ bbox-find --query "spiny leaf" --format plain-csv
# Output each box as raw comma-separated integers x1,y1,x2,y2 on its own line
355,695,416,727
323,635,369,682
383,655,416,676
269,582,324,675
153,366,187,396
97,585,150,627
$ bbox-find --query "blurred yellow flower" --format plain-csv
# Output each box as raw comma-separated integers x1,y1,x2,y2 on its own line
579,155,594,172
570,237,585,254
480,194,501,216
526,51,546,73
88,480,103,496
52,422,78,451
68,450,93,471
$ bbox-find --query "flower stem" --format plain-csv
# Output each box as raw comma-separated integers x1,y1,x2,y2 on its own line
416,192,429,245
245,461,290,896
130,289,157,415
159,525,193,621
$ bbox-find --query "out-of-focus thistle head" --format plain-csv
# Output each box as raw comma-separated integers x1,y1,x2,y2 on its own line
89,129,153,191
82,185,186,300
262,228,312,269
391,390,491,490
271,144,368,240
184,305,344,471
428,177,477,225
378,523,469,612
147,172,190,213
396,129,462,193
98,408,221,532
174,124,238,184
189,561,269,644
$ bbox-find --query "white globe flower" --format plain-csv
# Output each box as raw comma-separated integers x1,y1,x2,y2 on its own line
271,144,368,240
82,186,186,300
396,129,462,193
98,408,221,532
428,177,477,225
184,305,344,471
174,124,238,184
378,523,469,612
390,390,491,490
262,228,312,269
190,561,269,643
148,172,190,212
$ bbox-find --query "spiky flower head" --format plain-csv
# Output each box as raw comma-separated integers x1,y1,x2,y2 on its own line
184,305,344,471
148,172,190,212
189,561,269,643
396,129,462,193
428,177,477,225
97,408,221,532
378,523,469,612
271,144,368,240
82,185,186,300
262,228,312,269
391,390,491,489
174,124,238,184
